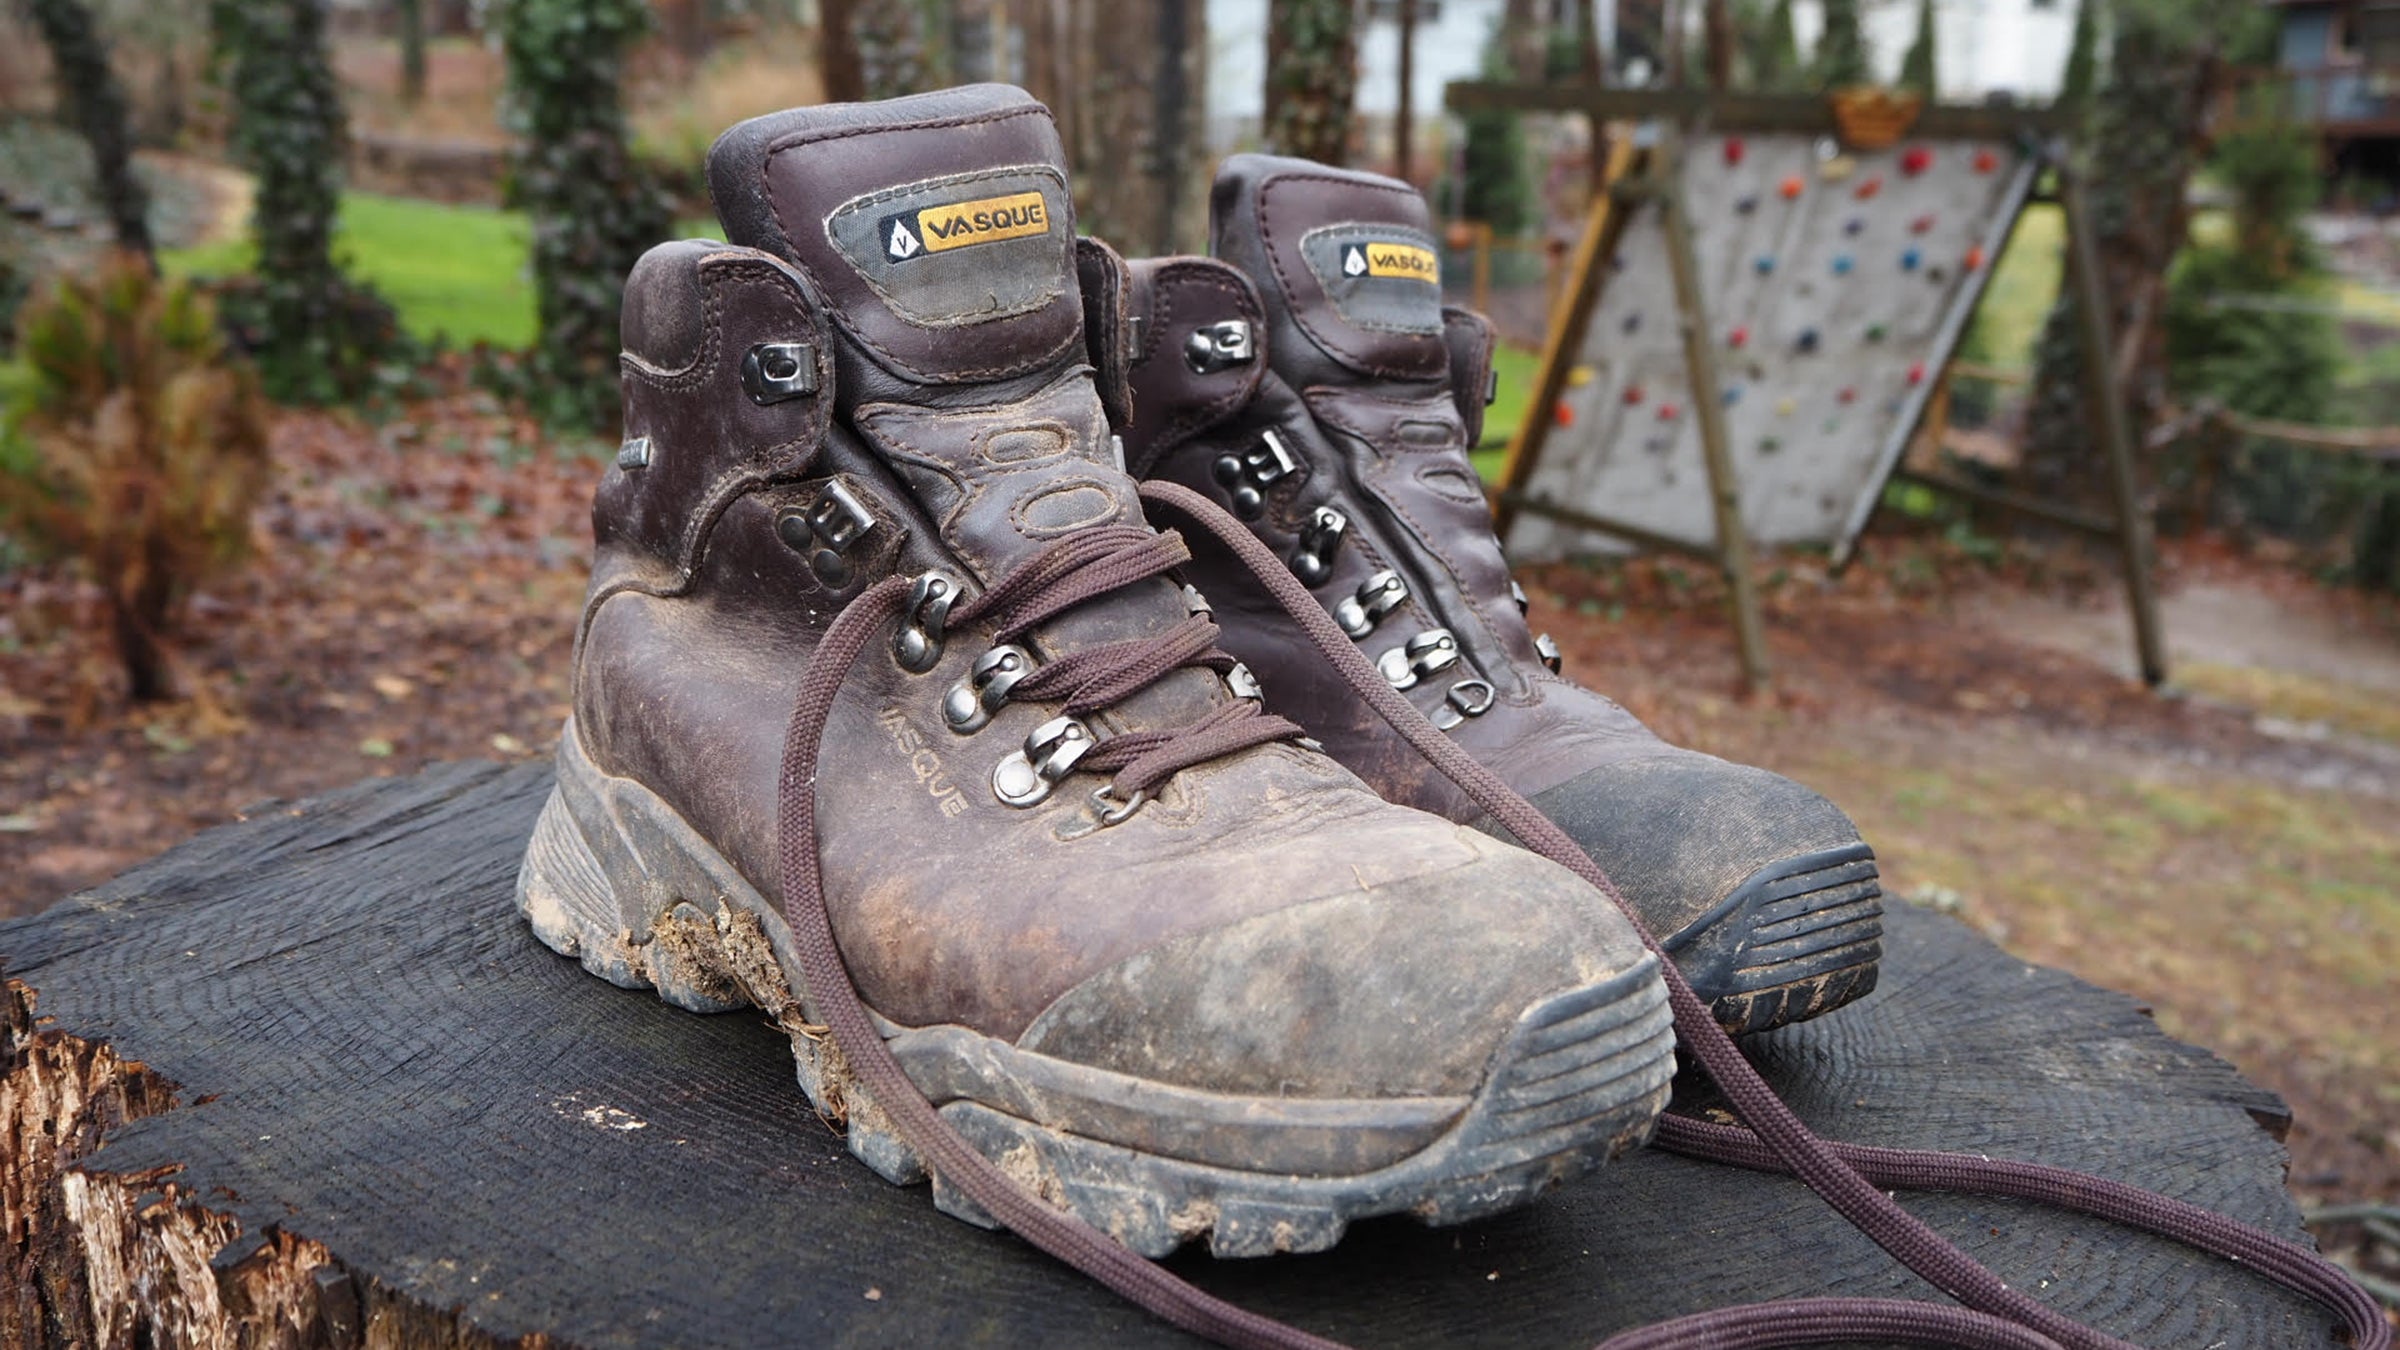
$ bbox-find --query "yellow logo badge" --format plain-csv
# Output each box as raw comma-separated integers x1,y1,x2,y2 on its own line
1340,241,1439,283
881,191,1051,263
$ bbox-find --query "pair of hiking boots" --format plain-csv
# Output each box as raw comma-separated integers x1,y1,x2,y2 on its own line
515,84,1883,1259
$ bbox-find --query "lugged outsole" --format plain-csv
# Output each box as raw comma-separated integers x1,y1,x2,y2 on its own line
1665,842,1886,1037
515,724,1679,1257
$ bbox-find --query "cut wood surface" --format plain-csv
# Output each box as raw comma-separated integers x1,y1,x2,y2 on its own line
0,761,2344,1347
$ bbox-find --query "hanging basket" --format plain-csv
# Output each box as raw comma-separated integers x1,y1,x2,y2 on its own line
1827,87,1925,151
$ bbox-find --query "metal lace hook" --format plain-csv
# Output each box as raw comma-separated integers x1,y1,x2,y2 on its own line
1089,783,1148,828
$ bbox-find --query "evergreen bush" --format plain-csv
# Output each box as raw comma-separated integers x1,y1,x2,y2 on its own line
0,255,270,700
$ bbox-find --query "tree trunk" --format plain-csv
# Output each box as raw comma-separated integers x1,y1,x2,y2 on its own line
2019,7,2229,508
818,0,865,103
25,0,153,265
1263,0,1357,165
1703,0,1734,90
398,0,427,105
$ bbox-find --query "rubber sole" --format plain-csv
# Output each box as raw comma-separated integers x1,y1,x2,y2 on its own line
1664,842,1884,1037
515,724,1679,1258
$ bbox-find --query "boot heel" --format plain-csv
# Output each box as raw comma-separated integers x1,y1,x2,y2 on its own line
517,723,933,1183
517,785,651,990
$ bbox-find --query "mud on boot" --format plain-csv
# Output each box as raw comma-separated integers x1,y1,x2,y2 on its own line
516,86,1676,1257
1113,154,1884,1036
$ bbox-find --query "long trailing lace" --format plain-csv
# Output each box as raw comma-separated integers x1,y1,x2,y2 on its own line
771,486,2389,1350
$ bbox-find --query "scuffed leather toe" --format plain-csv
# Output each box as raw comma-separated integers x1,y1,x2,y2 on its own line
1016,829,1649,1099
1504,750,1868,946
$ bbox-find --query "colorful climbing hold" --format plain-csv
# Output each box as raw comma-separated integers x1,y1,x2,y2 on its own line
1820,156,1858,183
1736,194,1761,215
1774,397,1796,417
1723,386,1743,406
1901,247,1922,271
1567,365,1596,387
1964,244,1986,270
1623,384,1645,405
1907,362,1927,385
1972,148,1999,174
1910,213,1935,234
1832,254,1855,275
1865,323,1888,341
1555,401,1575,427
1838,387,1857,405
1796,328,1820,353
1760,436,1784,452
1844,217,1866,236
1622,312,1643,334
1728,325,1750,348
1754,254,1776,275
1657,402,1680,420
1723,136,1746,166
1779,175,1805,200
1899,146,1933,177
1853,175,1884,200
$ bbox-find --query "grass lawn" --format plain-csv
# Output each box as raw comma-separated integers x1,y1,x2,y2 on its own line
165,192,540,350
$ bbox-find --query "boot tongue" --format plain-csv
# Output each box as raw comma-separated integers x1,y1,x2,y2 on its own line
708,84,1084,396
1209,153,1450,391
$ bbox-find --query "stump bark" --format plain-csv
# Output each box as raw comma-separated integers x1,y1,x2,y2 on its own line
0,761,2344,1347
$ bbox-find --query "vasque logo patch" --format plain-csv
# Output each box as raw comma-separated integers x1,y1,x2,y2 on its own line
879,191,1051,264
1340,241,1439,283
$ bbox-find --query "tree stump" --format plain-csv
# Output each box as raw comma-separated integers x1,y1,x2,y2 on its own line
0,761,2345,1347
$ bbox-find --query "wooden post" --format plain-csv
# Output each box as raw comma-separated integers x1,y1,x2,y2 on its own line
1492,135,1638,539
1656,130,1773,692
2060,164,2171,688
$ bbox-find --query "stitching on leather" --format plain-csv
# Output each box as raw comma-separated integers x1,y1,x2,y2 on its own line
1292,222,1447,338
1307,389,1521,676
1253,173,1441,381
1131,262,1264,475
752,117,1080,382
815,163,1071,332
1009,474,1127,539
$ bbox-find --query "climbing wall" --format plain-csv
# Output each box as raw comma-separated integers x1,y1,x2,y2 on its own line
1505,131,2037,562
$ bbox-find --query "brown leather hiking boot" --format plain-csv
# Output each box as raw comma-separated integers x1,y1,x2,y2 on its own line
1116,154,1883,1036
515,88,1677,1258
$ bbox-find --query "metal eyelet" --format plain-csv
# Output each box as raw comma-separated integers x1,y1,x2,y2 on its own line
1210,429,1301,521
1289,506,1347,587
1224,662,1262,701
1533,632,1563,674
1180,583,1212,616
1334,569,1408,639
616,435,652,470
1432,678,1496,731
895,573,958,673
740,341,819,405
993,716,1094,807
1376,628,1460,691
942,643,1034,734
1184,319,1255,374
1089,783,1148,827
1509,580,1530,614
778,481,878,588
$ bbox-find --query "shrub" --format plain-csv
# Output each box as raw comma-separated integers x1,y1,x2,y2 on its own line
0,254,270,700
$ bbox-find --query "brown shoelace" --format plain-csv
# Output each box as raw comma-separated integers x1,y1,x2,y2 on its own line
772,482,2389,1350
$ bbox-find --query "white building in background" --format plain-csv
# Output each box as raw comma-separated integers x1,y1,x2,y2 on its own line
1205,0,2083,157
